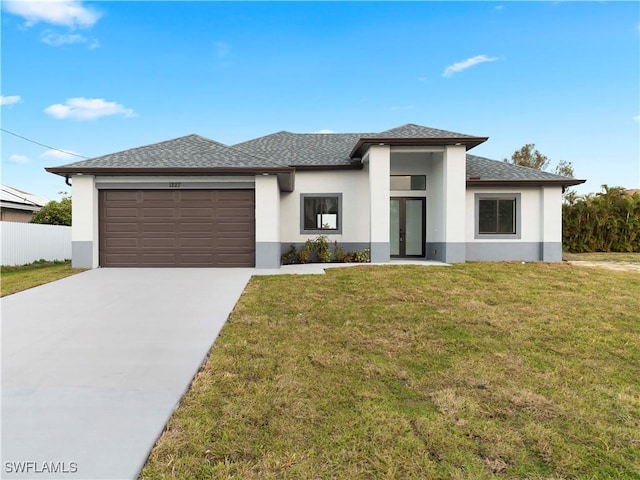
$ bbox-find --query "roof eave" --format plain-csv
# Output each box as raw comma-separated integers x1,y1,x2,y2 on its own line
292,162,363,171
466,178,587,188
45,166,294,176
351,137,488,158
45,166,296,192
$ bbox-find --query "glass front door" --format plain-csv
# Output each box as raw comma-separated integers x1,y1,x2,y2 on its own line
390,198,426,257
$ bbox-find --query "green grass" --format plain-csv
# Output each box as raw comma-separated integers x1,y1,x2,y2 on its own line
563,252,640,263
0,260,85,297
140,263,640,479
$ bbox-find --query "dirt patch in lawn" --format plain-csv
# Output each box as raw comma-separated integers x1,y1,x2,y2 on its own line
566,261,640,272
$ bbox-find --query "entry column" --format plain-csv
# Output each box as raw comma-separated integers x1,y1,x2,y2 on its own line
368,145,391,263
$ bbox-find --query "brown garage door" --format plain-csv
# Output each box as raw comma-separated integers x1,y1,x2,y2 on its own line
99,190,255,267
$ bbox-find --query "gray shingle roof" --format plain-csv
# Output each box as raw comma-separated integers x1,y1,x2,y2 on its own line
233,131,373,166
47,125,583,185
374,123,480,139
57,134,284,169
466,154,575,182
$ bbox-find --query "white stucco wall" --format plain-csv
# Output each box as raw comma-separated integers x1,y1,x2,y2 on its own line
465,186,560,243
541,186,563,242
279,169,370,244
443,145,467,247
71,175,99,267
255,175,280,243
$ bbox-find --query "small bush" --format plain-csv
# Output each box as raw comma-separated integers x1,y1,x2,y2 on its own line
281,237,370,265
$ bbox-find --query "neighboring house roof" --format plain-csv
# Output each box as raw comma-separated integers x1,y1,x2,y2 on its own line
0,184,49,212
45,124,584,187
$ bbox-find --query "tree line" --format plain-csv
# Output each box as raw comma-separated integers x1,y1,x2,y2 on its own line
505,144,639,253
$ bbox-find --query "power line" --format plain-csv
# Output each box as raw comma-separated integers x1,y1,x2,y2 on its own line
1,128,89,159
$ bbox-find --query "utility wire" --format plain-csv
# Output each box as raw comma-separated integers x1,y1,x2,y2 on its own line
1,128,89,159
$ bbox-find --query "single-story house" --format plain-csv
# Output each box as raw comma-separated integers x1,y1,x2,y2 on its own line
1,184,49,223
45,124,585,269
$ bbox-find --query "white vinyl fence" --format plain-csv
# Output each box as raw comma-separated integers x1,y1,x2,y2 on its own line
1,222,72,266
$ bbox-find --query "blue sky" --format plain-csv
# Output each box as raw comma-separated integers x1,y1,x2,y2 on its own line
1,1,639,201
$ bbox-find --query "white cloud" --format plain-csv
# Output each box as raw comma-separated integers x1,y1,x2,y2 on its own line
40,149,80,160
44,97,137,120
317,129,335,134
2,0,101,29
390,105,414,111
9,154,30,164
494,5,504,11
214,41,231,58
633,115,640,122
442,54,499,77
0,95,21,106
41,30,88,46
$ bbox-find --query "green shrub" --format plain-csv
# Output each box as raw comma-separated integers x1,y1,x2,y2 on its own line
563,186,640,252
280,237,370,265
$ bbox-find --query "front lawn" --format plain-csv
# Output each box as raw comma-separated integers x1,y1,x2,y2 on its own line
0,260,85,297
140,263,640,479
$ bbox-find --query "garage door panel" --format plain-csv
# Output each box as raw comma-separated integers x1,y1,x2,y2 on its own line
218,207,253,217
179,223,214,233
142,238,177,248
104,191,139,201
143,223,176,233
142,191,176,201
105,207,139,218
100,189,254,267
105,238,139,248
105,223,139,233
142,208,176,217
180,208,214,217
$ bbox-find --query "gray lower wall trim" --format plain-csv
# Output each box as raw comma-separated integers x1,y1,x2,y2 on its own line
466,242,561,262
370,242,390,263
540,242,563,262
255,242,282,269
426,242,465,263
72,241,94,268
445,243,466,264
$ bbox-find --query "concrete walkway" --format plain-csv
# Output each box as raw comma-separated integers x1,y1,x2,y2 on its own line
1,261,447,479
1,268,253,480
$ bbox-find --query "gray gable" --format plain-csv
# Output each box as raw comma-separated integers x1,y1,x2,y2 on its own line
466,154,575,182
58,134,283,169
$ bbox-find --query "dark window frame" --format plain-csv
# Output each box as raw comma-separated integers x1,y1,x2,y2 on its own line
474,193,521,239
300,193,343,234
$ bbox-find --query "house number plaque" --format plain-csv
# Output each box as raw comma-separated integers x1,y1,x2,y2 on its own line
169,182,181,188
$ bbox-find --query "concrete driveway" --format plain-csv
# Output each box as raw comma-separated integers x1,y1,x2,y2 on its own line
1,268,254,480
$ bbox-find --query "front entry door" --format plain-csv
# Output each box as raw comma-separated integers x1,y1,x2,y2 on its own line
390,198,426,257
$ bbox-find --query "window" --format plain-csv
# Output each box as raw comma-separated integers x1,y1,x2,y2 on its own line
390,175,426,191
475,194,521,238
300,194,342,234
